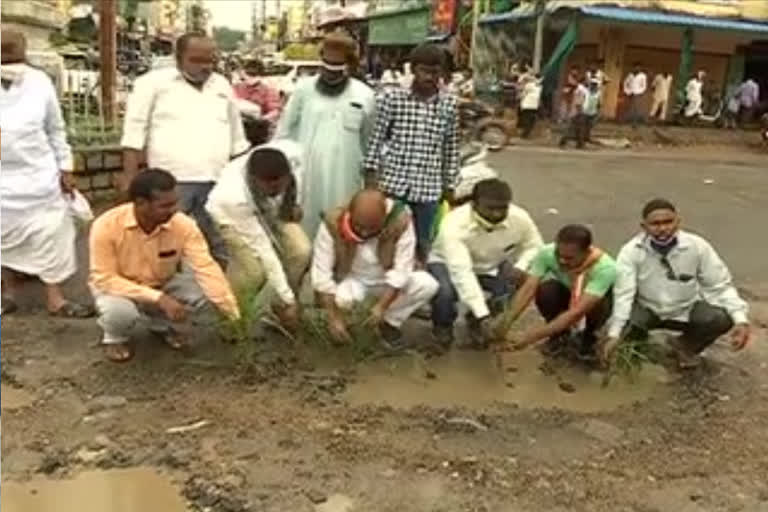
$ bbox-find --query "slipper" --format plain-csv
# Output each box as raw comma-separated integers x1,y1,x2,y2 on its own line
103,343,134,363
154,330,186,350
49,301,95,318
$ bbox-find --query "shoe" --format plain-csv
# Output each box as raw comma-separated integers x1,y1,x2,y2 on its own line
540,333,571,356
432,326,454,349
379,322,406,351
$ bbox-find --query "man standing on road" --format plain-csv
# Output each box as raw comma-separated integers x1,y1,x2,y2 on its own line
601,199,750,369
89,170,240,363
206,140,311,334
559,77,589,149
736,77,760,126
649,72,673,122
428,179,543,350
311,189,439,350
274,31,375,237
363,43,460,263
623,63,647,126
502,225,617,359
121,32,249,270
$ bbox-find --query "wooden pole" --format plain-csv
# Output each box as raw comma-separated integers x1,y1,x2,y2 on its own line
100,0,118,124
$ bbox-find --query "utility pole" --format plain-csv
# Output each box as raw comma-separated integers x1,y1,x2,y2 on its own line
99,0,118,124
533,0,546,72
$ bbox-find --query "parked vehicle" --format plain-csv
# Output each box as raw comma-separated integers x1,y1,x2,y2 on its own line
458,100,510,151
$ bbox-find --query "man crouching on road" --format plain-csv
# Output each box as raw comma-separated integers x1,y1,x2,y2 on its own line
502,225,617,359
600,199,750,369
207,140,311,333
428,178,543,351
90,170,240,362
311,189,439,350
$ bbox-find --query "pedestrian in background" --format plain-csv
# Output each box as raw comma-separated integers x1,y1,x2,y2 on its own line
233,58,282,123
737,77,760,126
559,77,589,149
649,71,673,122
363,43,460,263
518,73,542,139
583,78,602,142
121,32,249,270
623,62,647,127
274,31,375,238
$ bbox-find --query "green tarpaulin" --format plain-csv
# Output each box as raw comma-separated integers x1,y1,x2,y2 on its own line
368,7,430,46
676,28,693,107
541,18,580,98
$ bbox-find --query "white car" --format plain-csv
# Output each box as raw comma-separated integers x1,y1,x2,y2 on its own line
259,60,322,98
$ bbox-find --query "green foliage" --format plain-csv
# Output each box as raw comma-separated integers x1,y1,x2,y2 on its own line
300,301,383,361
212,26,247,52
602,336,663,387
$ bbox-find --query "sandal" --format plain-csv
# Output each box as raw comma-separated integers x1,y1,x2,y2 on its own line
103,343,134,363
49,302,95,318
1,298,19,315
155,330,186,350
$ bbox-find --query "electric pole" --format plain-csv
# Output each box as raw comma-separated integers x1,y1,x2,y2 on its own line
99,0,118,123
533,0,545,72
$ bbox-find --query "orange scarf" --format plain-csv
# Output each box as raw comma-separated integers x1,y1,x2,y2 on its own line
568,247,603,308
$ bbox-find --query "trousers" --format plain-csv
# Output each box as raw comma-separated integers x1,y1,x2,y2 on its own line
177,182,228,270
335,271,439,328
535,280,612,346
428,261,518,328
625,301,733,354
94,272,207,345
220,222,312,296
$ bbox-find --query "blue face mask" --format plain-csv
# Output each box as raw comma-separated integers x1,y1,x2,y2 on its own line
650,235,678,255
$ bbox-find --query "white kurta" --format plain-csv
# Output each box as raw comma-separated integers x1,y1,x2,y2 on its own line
685,78,703,118
1,66,77,283
274,76,375,237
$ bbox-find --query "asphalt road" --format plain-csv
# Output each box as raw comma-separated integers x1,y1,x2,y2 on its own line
489,146,768,288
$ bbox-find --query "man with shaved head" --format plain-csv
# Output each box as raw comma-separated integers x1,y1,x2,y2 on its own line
121,32,248,270
275,30,375,237
311,191,438,349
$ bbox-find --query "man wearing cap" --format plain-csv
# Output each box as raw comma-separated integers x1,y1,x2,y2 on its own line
601,199,750,369
275,31,375,237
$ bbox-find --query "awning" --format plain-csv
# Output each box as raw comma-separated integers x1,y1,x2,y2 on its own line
367,6,430,46
481,3,768,34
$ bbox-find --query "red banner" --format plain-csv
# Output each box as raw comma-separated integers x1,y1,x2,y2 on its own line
431,0,458,36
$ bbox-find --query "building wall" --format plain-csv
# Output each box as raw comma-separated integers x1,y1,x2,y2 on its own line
1,0,68,50
564,19,757,118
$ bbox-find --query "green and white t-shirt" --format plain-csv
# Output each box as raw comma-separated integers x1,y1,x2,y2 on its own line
529,243,617,298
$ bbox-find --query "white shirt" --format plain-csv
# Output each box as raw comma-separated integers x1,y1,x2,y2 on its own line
520,80,542,110
0,66,73,216
206,140,304,305
429,203,543,319
121,68,249,182
607,231,749,338
311,200,417,295
623,72,647,96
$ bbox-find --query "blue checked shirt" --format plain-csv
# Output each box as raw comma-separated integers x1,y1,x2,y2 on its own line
363,88,460,203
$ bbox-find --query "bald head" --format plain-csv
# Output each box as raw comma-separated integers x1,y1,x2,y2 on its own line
348,189,387,239
1,29,26,64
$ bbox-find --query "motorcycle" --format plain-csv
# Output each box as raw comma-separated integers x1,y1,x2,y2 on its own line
458,100,510,152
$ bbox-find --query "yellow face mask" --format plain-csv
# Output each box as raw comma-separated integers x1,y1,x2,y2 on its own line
472,208,504,231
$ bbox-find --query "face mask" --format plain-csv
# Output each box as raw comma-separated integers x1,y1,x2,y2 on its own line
182,69,209,85
1,63,26,84
472,209,505,230
650,234,678,255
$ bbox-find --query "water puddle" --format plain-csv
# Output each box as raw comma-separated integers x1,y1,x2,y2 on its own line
1,384,35,410
1,468,186,512
345,350,671,413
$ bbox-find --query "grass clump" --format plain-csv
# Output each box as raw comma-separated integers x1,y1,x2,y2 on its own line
299,300,383,361
218,285,270,367
602,335,663,387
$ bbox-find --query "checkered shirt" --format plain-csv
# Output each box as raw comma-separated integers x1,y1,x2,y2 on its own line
363,88,460,203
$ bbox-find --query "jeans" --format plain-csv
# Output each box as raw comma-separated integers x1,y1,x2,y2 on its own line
625,301,733,354
177,182,228,270
429,261,517,328
402,199,439,262
535,280,612,347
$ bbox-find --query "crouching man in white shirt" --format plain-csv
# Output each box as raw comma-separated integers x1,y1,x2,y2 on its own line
602,199,751,369
206,140,311,333
428,179,543,350
311,189,439,350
